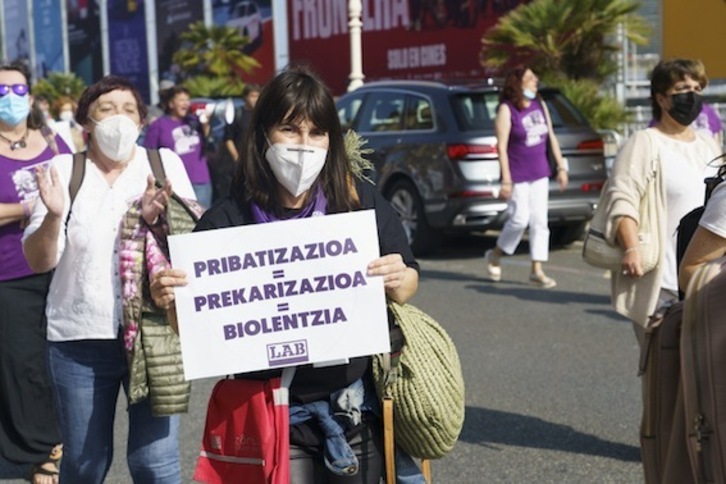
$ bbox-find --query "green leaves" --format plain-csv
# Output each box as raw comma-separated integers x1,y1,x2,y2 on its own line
172,22,261,97
32,72,86,105
481,0,650,82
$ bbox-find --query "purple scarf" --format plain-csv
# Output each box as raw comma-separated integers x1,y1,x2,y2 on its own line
250,187,328,223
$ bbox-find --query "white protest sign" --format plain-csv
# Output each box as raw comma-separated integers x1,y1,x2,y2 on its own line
168,210,390,380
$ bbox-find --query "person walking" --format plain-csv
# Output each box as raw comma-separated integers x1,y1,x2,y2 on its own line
600,58,720,344
151,66,420,483
22,75,195,483
0,62,71,484
485,65,568,288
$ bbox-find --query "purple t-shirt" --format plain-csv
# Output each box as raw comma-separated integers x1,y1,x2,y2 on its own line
503,99,551,183
0,135,71,281
144,115,211,184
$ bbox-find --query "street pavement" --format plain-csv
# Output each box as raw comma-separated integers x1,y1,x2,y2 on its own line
0,234,644,483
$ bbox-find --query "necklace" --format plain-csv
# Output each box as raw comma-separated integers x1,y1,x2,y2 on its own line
0,128,28,150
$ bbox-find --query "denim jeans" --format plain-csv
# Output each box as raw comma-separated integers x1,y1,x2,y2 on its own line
47,339,181,484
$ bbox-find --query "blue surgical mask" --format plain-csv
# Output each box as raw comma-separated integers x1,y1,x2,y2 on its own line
0,93,30,126
523,88,537,100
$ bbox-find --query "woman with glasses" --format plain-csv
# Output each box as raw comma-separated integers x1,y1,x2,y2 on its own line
0,63,71,483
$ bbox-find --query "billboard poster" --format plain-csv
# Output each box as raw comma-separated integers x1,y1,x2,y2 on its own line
155,0,204,83
211,0,275,86
107,0,150,102
4,0,30,64
33,0,65,79
67,0,103,85
287,0,529,94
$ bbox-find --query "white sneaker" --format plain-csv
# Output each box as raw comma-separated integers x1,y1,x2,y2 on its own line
485,249,501,282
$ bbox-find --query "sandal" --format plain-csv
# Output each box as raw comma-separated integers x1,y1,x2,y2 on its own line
530,272,557,289
30,445,62,484
485,249,501,282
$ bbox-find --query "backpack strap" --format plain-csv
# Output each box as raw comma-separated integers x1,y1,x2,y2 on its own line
146,148,166,184
69,152,87,205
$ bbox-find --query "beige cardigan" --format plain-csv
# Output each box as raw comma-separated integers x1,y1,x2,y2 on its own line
602,128,666,326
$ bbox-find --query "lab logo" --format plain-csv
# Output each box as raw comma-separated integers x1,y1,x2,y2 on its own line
267,339,309,367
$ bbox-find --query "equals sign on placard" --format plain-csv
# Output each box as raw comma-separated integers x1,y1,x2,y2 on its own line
277,303,289,312
272,270,285,279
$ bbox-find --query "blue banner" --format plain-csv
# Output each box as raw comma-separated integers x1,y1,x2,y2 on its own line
4,0,30,64
66,0,103,85
107,0,150,103
33,0,65,79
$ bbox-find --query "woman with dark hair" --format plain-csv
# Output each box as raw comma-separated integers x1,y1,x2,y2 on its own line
22,75,195,483
0,62,71,484
144,85,212,207
485,65,568,288
601,58,720,343
151,66,420,483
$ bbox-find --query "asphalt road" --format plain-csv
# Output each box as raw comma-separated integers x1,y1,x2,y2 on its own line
1,235,644,483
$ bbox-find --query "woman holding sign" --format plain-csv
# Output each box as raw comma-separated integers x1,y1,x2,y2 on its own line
152,66,420,483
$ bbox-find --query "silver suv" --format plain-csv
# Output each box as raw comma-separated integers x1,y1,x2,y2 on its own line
336,80,607,255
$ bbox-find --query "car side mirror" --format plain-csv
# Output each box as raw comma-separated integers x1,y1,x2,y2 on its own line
224,98,235,125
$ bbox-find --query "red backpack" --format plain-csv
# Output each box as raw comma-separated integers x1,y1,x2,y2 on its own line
193,371,293,484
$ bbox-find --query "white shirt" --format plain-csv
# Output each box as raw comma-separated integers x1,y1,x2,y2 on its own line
23,146,196,342
652,130,720,292
700,181,726,238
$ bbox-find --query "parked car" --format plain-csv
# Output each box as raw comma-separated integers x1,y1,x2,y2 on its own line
336,79,607,255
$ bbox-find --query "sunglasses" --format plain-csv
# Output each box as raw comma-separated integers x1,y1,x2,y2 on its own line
0,84,29,97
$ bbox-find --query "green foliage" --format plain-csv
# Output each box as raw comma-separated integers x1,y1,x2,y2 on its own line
32,72,86,104
481,0,650,82
552,78,631,130
182,76,246,98
172,22,260,97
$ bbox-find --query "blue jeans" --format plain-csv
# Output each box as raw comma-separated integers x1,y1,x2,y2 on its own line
193,182,213,209
47,339,181,484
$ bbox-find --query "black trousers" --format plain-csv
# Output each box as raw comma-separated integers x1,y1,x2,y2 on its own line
0,272,60,465
289,418,384,484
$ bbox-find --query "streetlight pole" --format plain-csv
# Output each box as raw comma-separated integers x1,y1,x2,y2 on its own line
347,0,364,91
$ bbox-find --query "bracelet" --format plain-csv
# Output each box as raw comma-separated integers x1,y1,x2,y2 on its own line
21,201,30,218
557,167,568,173
624,247,639,254
501,182,512,186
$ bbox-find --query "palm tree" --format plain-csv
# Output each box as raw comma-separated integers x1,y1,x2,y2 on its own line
172,22,260,96
32,72,86,105
480,0,650,82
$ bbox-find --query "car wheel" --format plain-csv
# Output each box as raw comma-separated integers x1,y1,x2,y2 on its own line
387,180,441,256
550,222,587,247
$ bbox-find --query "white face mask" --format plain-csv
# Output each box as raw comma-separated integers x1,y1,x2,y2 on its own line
523,88,537,100
265,142,328,197
92,114,140,162
59,110,74,122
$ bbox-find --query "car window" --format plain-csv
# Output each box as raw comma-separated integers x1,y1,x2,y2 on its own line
358,92,406,133
450,92,499,131
541,92,588,128
337,94,365,131
250,3,258,14
404,95,433,130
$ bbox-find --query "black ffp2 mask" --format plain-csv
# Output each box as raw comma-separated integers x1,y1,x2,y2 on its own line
668,91,703,126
